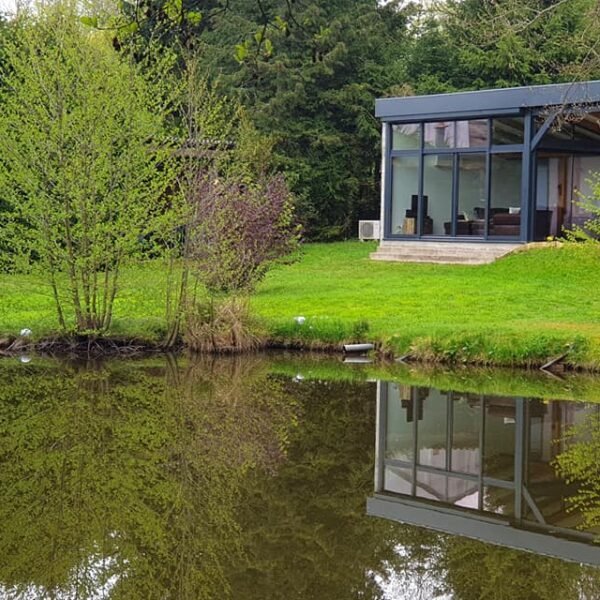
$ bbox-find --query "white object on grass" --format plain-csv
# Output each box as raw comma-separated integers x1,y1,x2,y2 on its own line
294,316,306,325
20,328,32,337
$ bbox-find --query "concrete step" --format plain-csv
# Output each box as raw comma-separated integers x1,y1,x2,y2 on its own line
370,241,521,265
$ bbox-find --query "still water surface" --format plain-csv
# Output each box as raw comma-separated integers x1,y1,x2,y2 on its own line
0,354,599,600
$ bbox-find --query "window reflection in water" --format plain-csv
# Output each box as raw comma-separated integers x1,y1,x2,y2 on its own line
379,381,600,533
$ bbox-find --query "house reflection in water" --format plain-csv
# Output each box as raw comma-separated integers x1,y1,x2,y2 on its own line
367,382,600,566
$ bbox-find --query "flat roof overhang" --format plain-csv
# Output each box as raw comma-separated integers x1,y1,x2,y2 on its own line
367,494,600,566
375,80,600,122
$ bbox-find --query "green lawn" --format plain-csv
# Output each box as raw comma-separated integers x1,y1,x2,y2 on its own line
1,241,600,367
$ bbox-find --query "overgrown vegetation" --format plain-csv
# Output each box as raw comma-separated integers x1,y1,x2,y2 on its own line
0,4,176,333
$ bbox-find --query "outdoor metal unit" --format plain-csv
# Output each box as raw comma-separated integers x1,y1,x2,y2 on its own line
358,220,380,241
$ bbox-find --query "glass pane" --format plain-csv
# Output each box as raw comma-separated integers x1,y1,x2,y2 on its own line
391,155,419,236
489,153,522,238
384,465,413,495
493,117,525,144
385,382,415,461
424,122,454,149
392,123,421,150
451,395,481,476
457,153,486,236
483,397,516,482
455,119,488,148
417,388,448,468
423,154,453,236
534,156,554,241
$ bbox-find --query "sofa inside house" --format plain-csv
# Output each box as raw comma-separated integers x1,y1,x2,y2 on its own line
491,209,521,236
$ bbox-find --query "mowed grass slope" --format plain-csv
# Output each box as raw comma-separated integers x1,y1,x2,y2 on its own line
251,241,600,367
0,241,599,366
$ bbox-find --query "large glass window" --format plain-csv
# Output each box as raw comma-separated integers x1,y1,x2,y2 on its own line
388,117,530,239
424,122,454,149
423,154,453,236
489,153,523,238
392,123,421,150
456,119,488,148
493,117,525,145
391,155,419,235
457,153,487,236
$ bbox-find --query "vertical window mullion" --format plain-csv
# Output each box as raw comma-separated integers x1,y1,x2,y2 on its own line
485,119,492,239
384,123,393,238
418,122,424,237
452,153,459,237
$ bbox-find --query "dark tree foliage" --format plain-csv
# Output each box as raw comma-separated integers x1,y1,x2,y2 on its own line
114,0,412,239
406,0,600,94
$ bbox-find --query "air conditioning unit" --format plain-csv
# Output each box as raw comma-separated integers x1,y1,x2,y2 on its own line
358,220,381,241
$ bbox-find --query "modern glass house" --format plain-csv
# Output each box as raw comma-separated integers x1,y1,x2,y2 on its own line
372,81,600,263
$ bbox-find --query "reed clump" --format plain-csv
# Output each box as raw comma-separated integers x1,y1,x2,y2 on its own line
184,297,266,353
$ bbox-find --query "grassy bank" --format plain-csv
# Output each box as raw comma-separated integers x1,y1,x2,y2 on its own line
252,241,600,369
1,241,600,368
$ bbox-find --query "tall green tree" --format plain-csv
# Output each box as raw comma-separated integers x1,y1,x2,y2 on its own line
116,0,412,239
0,2,177,332
407,0,600,94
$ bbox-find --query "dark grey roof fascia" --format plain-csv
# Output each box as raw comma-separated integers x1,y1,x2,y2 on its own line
367,494,600,566
375,80,600,121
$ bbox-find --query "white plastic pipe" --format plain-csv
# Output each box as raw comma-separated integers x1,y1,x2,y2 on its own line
343,343,374,353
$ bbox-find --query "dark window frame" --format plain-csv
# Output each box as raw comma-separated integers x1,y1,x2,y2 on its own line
386,115,529,241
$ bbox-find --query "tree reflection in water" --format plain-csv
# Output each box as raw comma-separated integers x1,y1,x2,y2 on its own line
0,357,598,599
0,355,297,599
555,412,600,532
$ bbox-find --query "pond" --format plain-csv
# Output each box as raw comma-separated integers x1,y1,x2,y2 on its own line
0,353,599,599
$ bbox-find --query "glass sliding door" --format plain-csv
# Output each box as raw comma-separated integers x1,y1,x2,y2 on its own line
423,154,453,236
457,153,486,236
390,155,420,236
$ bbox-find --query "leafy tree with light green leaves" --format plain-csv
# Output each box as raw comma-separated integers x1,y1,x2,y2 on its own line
0,2,178,333
554,410,600,532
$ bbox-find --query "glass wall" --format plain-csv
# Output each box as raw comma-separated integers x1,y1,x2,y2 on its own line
388,116,525,240
423,155,452,235
390,156,419,236
380,381,600,528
